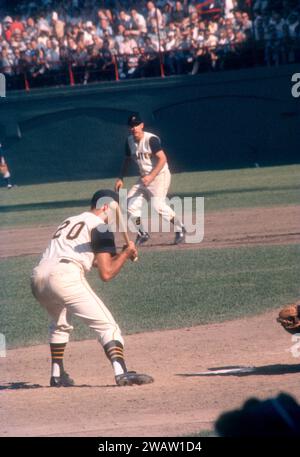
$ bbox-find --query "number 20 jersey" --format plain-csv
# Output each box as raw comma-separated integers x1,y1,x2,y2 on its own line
39,212,115,272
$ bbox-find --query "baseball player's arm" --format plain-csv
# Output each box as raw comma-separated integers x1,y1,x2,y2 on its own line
142,149,167,186
95,242,137,282
115,157,131,191
91,227,137,282
115,140,131,192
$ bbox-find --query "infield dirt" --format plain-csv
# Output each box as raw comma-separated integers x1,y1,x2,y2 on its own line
1,205,299,258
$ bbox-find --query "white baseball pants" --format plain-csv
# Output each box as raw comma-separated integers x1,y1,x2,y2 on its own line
31,261,124,346
127,168,176,222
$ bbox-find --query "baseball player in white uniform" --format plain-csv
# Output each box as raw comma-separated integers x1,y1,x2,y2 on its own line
31,189,154,387
115,114,186,245
0,143,13,189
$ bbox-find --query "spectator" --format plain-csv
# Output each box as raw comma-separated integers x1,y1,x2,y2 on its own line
131,8,147,34
27,48,47,88
161,2,173,27
52,11,65,40
85,46,103,83
2,16,13,41
10,15,25,35
147,1,163,28
46,38,61,72
115,23,126,49
96,17,113,38
125,46,140,77
100,39,115,80
265,22,284,66
253,9,265,41
119,33,138,55
224,0,234,18
172,1,187,23
36,13,51,34
117,10,133,30
83,21,95,46
1,0,299,90
287,12,300,39
241,11,253,38
26,17,37,40
37,30,50,48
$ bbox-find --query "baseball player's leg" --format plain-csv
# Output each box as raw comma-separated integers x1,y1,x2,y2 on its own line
127,182,150,245
65,271,153,385
32,262,153,386
74,271,124,346
3,170,12,189
49,264,128,375
47,307,74,387
31,270,74,386
148,170,185,243
31,266,74,343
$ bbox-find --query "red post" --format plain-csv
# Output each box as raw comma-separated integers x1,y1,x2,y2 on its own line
68,63,75,86
113,54,119,81
24,72,30,91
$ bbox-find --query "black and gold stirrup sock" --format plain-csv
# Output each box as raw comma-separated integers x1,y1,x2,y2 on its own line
170,216,185,232
135,217,147,235
50,343,67,377
104,340,127,376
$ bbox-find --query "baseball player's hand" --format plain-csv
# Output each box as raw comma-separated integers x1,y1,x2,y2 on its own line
115,179,123,192
124,241,138,262
141,175,153,187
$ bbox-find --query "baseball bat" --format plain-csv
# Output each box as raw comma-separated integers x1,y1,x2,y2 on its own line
110,201,138,262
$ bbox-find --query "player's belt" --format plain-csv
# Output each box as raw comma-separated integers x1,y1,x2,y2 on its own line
58,258,84,270
59,259,71,264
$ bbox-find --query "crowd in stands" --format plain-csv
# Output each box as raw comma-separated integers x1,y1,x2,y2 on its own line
0,0,299,90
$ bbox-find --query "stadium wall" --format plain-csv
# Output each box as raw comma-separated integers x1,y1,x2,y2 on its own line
0,64,299,184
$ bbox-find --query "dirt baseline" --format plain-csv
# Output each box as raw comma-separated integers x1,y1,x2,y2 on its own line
1,205,300,258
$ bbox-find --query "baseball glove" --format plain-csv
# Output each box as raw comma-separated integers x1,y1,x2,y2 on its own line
277,302,300,334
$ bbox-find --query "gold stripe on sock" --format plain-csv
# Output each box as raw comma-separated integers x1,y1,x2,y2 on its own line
106,347,124,355
110,354,125,361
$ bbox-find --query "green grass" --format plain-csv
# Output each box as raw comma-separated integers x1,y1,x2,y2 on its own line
1,244,299,348
0,164,299,228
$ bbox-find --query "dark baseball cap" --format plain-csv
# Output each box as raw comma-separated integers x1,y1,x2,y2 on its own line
127,113,143,127
90,189,119,209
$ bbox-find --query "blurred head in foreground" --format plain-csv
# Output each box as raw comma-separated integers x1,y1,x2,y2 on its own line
215,393,300,437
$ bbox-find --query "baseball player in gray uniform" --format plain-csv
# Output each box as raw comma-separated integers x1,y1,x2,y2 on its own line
115,114,186,245
31,189,154,387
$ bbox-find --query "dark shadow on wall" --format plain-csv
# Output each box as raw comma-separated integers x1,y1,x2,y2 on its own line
3,108,141,185
154,95,300,174
1,70,300,185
